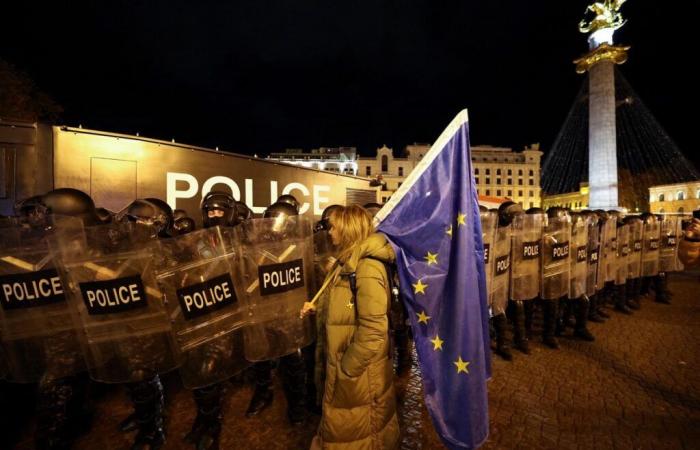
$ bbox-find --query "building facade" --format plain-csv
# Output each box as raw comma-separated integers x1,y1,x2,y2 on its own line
649,181,700,214
267,147,358,175
542,183,590,211
268,142,544,207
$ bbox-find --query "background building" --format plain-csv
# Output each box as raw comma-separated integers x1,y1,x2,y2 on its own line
649,181,700,214
542,182,589,211
267,147,358,175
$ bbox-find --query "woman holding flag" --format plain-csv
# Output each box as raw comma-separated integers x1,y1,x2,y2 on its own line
301,204,400,449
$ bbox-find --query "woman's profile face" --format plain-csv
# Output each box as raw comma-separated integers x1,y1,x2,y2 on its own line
329,219,341,246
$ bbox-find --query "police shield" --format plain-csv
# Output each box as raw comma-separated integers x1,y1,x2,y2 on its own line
155,227,249,389
491,224,511,315
541,214,571,300
313,230,338,292
600,217,618,284
54,221,178,383
659,216,681,273
479,210,497,310
569,215,589,299
510,213,543,301
0,222,84,383
614,223,630,286
232,216,315,362
641,217,661,277
626,217,643,280
585,215,601,297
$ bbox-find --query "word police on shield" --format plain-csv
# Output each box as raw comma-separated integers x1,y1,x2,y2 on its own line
522,241,541,260
176,273,238,321
0,269,66,310
79,275,148,315
258,258,305,296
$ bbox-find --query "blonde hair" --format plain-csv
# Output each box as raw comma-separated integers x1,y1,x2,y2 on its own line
329,205,374,262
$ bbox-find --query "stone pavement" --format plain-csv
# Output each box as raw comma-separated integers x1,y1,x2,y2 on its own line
4,271,699,449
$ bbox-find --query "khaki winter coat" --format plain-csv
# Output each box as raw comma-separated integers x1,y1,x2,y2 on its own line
314,233,400,450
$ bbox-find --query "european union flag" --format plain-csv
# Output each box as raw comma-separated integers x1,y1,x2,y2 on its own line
375,110,491,449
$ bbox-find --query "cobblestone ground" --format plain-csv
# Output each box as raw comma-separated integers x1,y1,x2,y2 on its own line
4,271,699,449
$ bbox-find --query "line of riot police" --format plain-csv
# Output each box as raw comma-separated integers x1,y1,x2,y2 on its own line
0,188,337,450
480,202,685,360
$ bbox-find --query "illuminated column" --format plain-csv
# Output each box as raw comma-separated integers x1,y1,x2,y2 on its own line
575,1,630,209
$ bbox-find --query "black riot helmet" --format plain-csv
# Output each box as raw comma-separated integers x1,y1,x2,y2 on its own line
173,209,189,221
497,201,524,227
122,198,173,238
546,206,569,219
264,201,299,236
41,188,98,226
95,207,114,224
14,195,45,217
275,194,300,213
640,212,656,225
526,207,545,215
478,205,488,213
314,204,342,233
172,217,196,235
201,191,237,228
623,215,642,226
235,201,253,223
363,202,382,218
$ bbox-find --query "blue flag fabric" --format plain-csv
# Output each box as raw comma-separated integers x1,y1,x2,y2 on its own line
375,110,491,449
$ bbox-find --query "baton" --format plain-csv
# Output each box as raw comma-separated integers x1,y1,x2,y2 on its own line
245,244,297,294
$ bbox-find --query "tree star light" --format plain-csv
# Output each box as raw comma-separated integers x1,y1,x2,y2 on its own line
413,279,428,295
454,356,470,374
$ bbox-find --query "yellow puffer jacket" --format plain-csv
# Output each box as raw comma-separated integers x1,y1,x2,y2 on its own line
316,233,400,450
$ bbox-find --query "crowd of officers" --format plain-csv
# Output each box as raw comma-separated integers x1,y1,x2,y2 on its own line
0,188,691,450
481,201,686,361
0,188,396,450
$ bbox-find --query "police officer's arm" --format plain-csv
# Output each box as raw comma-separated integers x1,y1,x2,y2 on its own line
679,218,700,268
340,261,388,378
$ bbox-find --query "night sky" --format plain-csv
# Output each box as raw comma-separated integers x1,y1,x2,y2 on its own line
1,1,696,165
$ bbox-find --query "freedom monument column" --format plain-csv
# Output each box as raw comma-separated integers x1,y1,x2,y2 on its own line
574,0,630,209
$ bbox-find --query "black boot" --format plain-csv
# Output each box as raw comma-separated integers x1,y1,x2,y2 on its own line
246,361,274,417
127,376,165,450
596,288,611,318
280,351,307,426
625,279,640,310
394,327,412,375
588,294,605,323
493,313,512,361
573,296,595,341
614,284,632,315
542,300,559,349
185,383,224,450
653,273,671,304
508,300,529,354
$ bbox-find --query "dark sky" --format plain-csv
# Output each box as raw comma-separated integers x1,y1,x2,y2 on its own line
1,1,697,164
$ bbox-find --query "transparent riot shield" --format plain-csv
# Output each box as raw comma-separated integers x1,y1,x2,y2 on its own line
479,211,497,310
627,219,643,280
659,216,681,273
53,221,178,383
585,218,601,297
232,216,315,362
510,213,543,301
601,218,618,283
0,221,85,383
541,215,571,300
614,224,630,286
641,219,661,277
155,227,249,389
569,216,589,299
490,225,511,315
313,230,338,292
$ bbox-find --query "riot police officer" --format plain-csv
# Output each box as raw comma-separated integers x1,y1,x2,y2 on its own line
624,215,644,310
488,207,513,360
245,201,308,425
180,191,240,450
28,189,98,450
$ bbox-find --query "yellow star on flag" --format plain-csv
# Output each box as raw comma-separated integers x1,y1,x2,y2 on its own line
446,225,453,237
456,212,466,226
430,335,444,351
413,279,428,295
416,310,431,324
424,251,438,266
454,356,470,374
